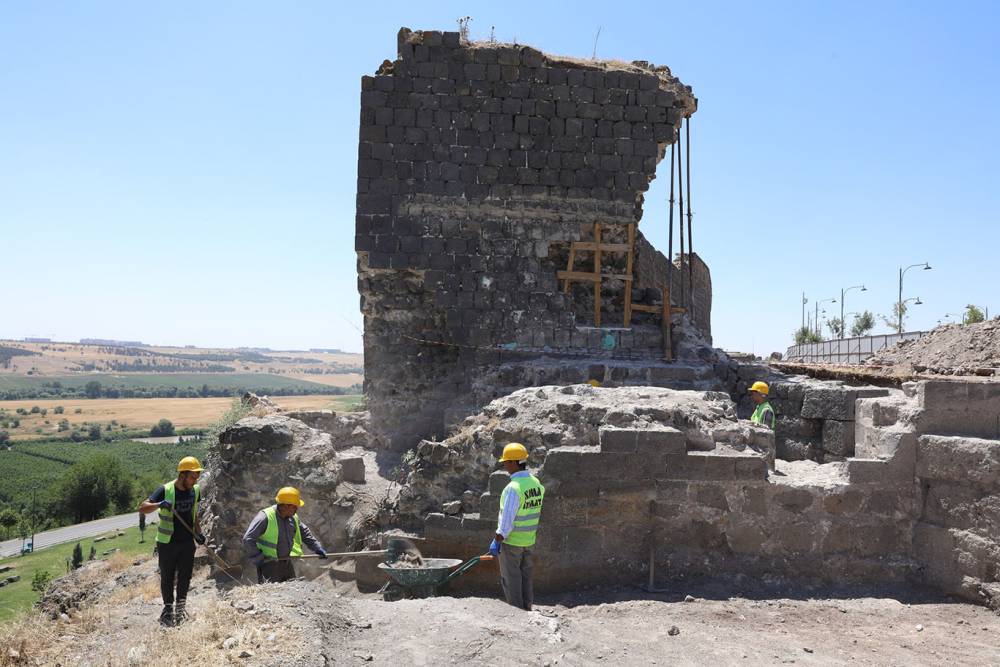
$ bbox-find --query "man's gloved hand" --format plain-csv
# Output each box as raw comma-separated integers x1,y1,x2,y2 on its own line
488,538,501,556
317,549,328,560
194,533,206,546
159,500,172,511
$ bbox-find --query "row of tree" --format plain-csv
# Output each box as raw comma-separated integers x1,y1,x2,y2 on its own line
794,304,987,345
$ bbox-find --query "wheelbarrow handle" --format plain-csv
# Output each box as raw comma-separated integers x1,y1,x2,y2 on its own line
442,554,494,584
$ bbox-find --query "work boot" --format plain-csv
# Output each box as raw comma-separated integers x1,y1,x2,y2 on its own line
174,601,188,625
158,604,174,627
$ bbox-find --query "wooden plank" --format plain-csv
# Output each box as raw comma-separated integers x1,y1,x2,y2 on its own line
571,242,631,252
631,303,660,313
623,223,635,327
594,223,602,327
557,271,634,282
563,243,577,293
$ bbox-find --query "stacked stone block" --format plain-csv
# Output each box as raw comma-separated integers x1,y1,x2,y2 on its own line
356,28,701,449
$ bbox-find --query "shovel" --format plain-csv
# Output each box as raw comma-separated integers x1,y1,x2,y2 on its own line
269,537,424,564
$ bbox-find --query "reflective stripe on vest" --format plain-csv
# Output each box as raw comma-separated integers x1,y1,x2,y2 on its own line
751,401,776,429
156,480,200,544
256,505,302,558
501,474,545,548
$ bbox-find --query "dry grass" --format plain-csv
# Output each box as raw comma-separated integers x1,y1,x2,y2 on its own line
0,394,357,440
2,561,298,666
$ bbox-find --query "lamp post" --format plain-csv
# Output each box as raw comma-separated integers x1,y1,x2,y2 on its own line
902,297,923,329
801,292,808,330
840,285,866,339
898,263,931,333
815,297,836,337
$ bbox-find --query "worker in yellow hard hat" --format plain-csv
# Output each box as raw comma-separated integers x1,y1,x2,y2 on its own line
489,443,545,611
242,486,328,583
138,456,206,626
748,381,776,429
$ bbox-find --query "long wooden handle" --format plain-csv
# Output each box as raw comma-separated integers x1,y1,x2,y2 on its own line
271,550,388,561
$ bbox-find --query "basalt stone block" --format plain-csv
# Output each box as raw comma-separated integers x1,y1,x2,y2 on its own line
822,419,855,457
340,457,366,483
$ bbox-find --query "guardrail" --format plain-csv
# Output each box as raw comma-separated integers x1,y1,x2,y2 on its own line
786,331,928,365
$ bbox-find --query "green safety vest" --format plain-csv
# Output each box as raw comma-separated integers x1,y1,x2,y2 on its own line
256,505,302,559
156,480,200,544
500,474,545,548
751,401,776,429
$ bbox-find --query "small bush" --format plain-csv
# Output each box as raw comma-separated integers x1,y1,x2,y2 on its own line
53,406,64,414
30,569,53,594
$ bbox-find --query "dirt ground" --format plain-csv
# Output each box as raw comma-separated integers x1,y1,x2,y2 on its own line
6,559,999,667
866,318,1000,374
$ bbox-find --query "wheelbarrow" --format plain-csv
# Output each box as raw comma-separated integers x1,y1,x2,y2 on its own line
377,555,494,601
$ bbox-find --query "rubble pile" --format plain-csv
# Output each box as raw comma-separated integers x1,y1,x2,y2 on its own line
866,318,1000,375
397,384,762,521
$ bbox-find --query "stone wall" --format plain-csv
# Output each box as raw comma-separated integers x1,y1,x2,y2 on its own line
357,379,1000,609
356,28,706,449
735,364,890,462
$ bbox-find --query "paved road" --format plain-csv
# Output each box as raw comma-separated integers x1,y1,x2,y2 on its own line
0,513,157,558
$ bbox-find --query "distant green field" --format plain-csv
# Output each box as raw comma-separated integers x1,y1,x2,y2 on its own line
0,525,153,623
0,373,355,400
0,439,209,511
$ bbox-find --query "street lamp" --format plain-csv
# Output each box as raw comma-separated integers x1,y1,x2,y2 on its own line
801,292,808,330
898,263,931,333
815,297,836,337
840,284,867,339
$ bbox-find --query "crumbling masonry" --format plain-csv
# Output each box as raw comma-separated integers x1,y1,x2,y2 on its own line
356,29,714,450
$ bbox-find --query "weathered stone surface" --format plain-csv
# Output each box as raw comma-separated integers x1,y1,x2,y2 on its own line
356,28,711,450
822,419,855,457
801,386,889,420
200,415,368,567
340,456,366,483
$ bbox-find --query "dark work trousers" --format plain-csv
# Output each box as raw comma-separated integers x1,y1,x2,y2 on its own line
498,544,534,611
158,541,195,605
257,559,296,584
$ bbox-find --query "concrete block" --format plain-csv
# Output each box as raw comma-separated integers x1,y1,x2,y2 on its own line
772,487,815,512
424,512,463,540
598,427,637,453
636,426,686,456
340,456,366,483
725,521,766,554
822,419,855,457
916,434,1000,486
489,470,510,495
917,380,1000,439
733,455,767,480
802,386,889,420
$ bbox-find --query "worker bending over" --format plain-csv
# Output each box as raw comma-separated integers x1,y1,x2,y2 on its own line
242,486,328,583
489,443,545,611
138,456,206,627
749,381,776,429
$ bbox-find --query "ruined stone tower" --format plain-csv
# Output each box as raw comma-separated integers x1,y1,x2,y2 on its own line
356,28,711,449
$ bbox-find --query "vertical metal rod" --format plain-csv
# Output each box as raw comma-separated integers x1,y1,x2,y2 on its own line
667,139,675,311
676,118,685,308
685,117,693,319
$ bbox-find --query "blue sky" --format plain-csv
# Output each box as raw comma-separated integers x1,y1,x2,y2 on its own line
1,1,997,354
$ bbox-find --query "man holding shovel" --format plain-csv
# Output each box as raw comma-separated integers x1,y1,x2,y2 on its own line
138,456,206,627
242,486,328,583
489,443,545,611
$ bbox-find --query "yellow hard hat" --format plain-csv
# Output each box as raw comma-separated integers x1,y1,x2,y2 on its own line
275,486,304,507
499,442,529,462
177,456,204,473
587,379,601,387
749,381,769,396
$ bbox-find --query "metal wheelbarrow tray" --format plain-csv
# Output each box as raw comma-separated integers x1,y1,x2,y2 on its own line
377,555,492,601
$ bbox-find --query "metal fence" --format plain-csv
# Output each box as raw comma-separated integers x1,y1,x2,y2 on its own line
785,331,928,365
